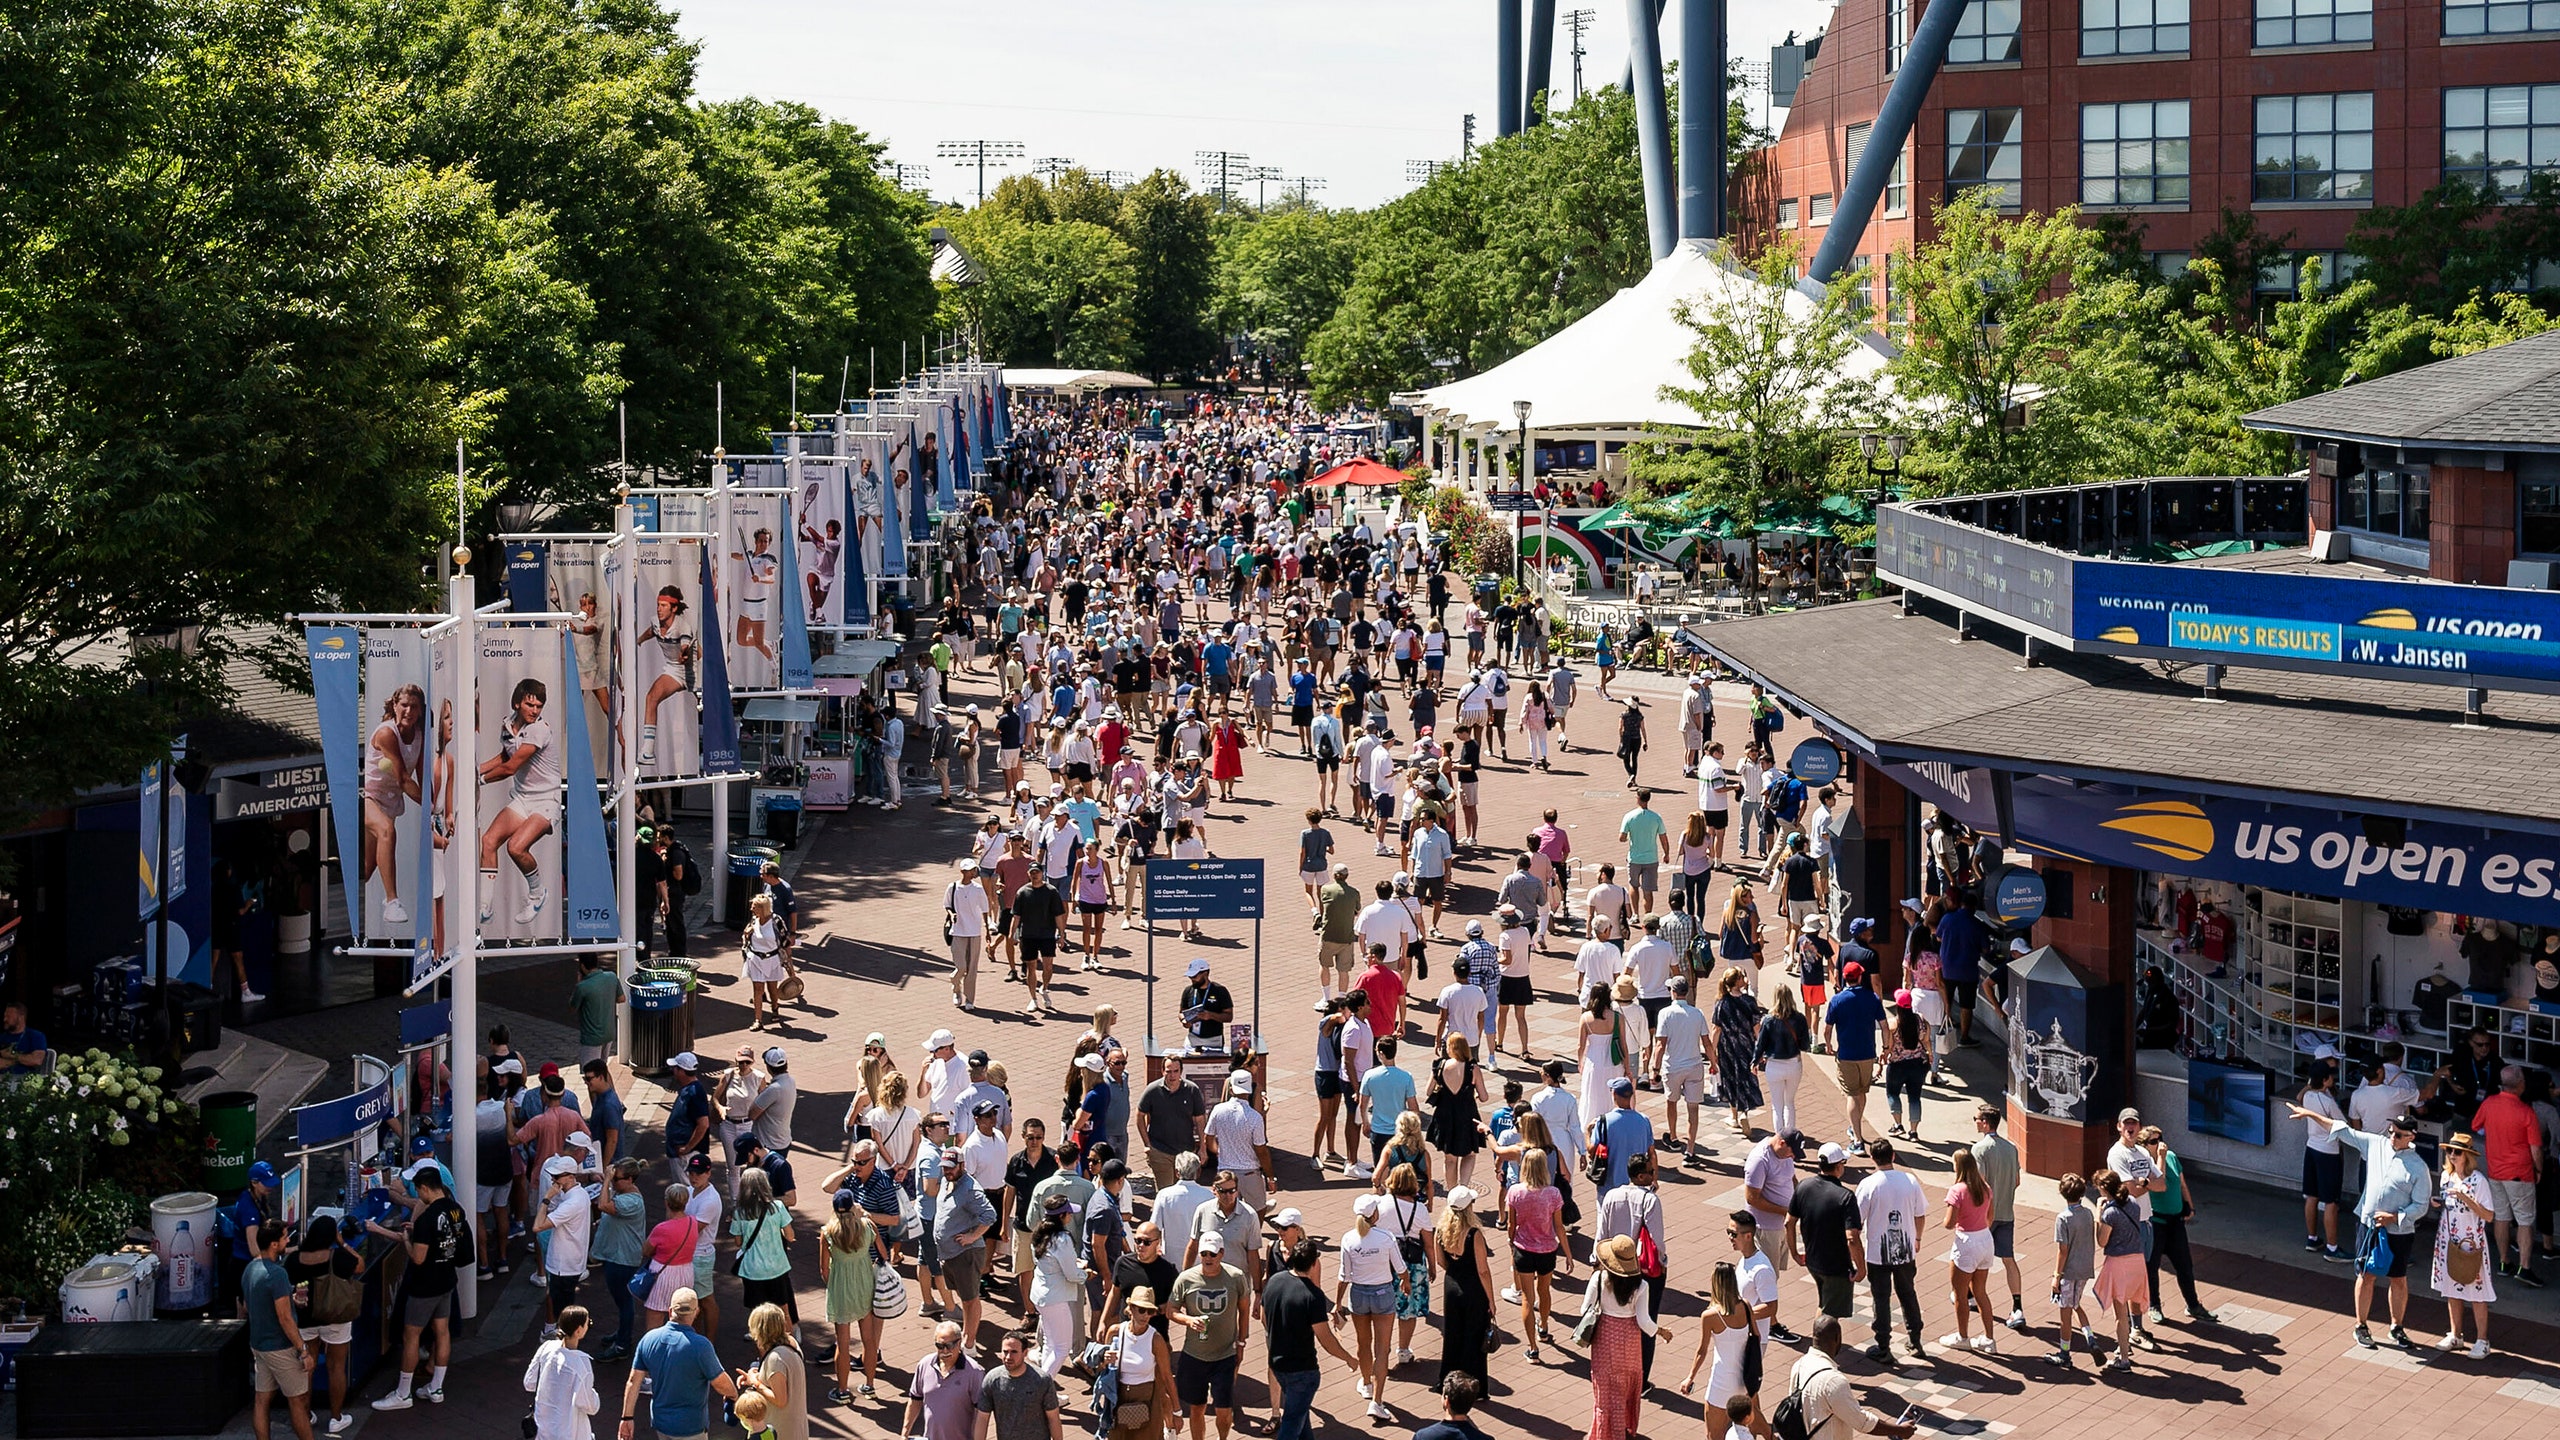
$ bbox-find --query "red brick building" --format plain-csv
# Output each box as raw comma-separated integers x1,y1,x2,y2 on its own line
1741,0,2560,318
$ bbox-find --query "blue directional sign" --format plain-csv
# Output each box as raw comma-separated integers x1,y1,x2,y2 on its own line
1145,858,1266,921
293,1072,399,1149
1788,738,1843,786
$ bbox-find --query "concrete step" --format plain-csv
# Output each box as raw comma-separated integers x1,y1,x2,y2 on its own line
179,1031,330,1142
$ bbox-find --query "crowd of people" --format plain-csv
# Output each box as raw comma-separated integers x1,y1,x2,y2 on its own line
252,390,2551,1440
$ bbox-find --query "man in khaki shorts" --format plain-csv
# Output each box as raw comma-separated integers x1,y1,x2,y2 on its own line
1823,961,1887,1157
1315,864,1361,1000
242,1223,317,1440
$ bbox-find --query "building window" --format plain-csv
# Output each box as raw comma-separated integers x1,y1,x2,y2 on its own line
1886,147,1910,215
2253,93,2375,201
1885,253,1909,342
1778,197,1800,228
2341,468,2430,540
1810,192,1836,223
1951,0,2024,61
2445,85,2560,197
2255,250,2364,292
2524,473,2560,557
2081,101,2192,204
2083,0,2191,56
2254,0,2373,47
1887,0,1910,71
1947,108,2026,207
2444,0,2560,35
2150,251,2192,278
1846,257,1876,328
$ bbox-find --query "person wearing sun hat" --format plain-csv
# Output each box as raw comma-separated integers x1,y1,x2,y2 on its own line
1099,1286,1176,1440
1582,1233,1664,1440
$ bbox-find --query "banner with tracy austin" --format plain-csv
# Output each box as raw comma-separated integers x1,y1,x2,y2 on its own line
305,626,366,928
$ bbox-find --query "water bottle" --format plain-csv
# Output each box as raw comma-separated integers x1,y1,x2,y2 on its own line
169,1220,196,1299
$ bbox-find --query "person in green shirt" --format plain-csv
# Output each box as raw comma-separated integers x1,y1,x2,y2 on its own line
1167,1234,1251,1434
1618,789,1669,916
572,954,622,1064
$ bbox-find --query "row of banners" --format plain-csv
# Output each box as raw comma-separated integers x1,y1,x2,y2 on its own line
300,365,1007,959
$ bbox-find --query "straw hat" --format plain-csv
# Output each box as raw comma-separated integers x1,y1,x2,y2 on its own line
1598,1235,1643,1277
2441,1131,2478,1156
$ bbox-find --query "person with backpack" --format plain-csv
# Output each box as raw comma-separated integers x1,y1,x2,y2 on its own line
1779,1316,1918,1440
288,1217,367,1434
1614,696,1647,788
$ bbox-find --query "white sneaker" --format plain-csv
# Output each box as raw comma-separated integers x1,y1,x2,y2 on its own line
328,1415,356,1434
2469,1339,2491,1359
371,1395,413,1412
1040,988,1052,1010
1348,1162,1374,1181
420,1387,445,1404
1393,1347,1415,1366
1368,1401,1394,1422
1501,1286,1523,1305
381,897,409,925
1356,1380,1372,1400
240,989,266,1003
2437,1330,2464,1352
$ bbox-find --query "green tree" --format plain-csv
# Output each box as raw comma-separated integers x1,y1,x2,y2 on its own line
1,0,477,819
1119,170,1219,379
1636,243,1880,609
2349,176,2560,316
1890,193,2117,493
945,209,1136,366
1212,206,1364,370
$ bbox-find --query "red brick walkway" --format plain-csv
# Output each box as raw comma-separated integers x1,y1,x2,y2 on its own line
389,662,2560,1440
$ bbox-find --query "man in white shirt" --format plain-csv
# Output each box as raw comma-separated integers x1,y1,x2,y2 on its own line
1529,1059,1587,1178
1852,1138,1930,1364
1731,1210,1780,1342
1623,918,1678,1031
1654,976,1711,1163
1201,1072,1277,1215
1355,880,1419,970
1434,974,1489,1055
1150,1151,1215,1257
922,1029,972,1122
2103,1108,2163,1350
533,1156,591,1334
2346,1058,2421,1134
1573,933,1623,1002
945,859,992,1009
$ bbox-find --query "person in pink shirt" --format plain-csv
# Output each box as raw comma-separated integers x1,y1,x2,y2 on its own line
1504,1149,1566,1361
1534,810,1573,928
1354,945,1408,1042
1942,1149,1999,1353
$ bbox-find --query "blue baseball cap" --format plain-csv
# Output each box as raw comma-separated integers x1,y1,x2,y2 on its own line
248,1161,278,1186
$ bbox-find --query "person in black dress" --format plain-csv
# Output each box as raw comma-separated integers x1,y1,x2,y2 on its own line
1436,1190,1496,1389
1425,1036,1490,1194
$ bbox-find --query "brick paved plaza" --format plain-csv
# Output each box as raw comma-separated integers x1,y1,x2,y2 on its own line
361,664,2560,1440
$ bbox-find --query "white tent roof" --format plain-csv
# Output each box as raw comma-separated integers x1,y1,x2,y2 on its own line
1001,368,1157,393
1416,240,1893,433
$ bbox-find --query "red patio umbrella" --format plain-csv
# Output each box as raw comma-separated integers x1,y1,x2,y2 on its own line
1304,457,1409,488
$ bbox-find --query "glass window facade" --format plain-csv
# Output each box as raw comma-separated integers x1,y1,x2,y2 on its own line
2254,0,2373,47
2082,101,2193,204
2083,0,2191,56
2444,85,2560,197
2340,468,2430,540
1952,0,2024,61
2443,0,2560,35
2252,93,2375,201
1948,108,2026,207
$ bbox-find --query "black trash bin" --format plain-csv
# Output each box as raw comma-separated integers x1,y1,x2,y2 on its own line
724,846,779,930
168,983,221,1055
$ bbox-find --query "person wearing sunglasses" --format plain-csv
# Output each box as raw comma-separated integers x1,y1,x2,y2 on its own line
899,1321,984,1440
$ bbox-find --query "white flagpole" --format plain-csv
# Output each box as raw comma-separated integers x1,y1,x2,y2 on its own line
709,452,732,926
447,552,482,1321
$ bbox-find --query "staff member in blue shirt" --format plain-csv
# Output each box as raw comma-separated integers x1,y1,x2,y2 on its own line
225,1160,279,1316
2286,1103,2433,1351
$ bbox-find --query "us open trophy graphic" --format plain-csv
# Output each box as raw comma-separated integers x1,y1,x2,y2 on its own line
2020,1018,2100,1119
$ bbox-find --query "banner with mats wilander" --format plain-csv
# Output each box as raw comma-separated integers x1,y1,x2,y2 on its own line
2073,560,2560,686
1887,761,2560,927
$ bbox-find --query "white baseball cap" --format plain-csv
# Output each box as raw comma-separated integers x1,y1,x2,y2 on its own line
1227,1072,1254,1095
1818,1142,1850,1165
668,1052,700,1072
925,1029,958,1051
1272,1208,1304,1229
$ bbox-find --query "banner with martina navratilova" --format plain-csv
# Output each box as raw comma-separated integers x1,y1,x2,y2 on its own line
720,488,787,691
546,540,615,778
474,622,567,943
633,535,706,781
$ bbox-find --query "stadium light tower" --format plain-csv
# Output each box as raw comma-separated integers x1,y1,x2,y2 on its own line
1406,159,1455,185
1032,155,1078,181
937,139,1026,204
1195,149,1254,210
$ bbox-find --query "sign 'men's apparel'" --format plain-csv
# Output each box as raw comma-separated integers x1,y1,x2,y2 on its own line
1890,762,2560,927
2075,560,2560,686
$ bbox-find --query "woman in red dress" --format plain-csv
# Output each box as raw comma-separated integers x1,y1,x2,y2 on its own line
1209,715,1246,800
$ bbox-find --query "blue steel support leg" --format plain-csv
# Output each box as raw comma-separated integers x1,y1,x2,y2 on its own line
1526,0,1557,123
1806,0,1971,283
1626,0,1677,260
1676,0,1727,239
1498,0,1524,137
1620,0,1668,94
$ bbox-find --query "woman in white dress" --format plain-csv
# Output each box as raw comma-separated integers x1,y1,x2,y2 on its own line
2431,1130,2498,1357
742,893,788,1030
1678,1262,1755,1425
1576,985,1627,1127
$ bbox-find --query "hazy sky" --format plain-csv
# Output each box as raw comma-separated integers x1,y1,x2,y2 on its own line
683,0,1837,210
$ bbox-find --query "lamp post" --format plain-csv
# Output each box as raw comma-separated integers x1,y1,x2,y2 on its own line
1512,399,1534,586
1859,431,1909,509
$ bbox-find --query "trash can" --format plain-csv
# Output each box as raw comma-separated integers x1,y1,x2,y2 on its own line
765,794,802,850
1473,576,1503,607
627,980,685,1074
200,1091,257,1194
724,846,779,930
169,983,221,1056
